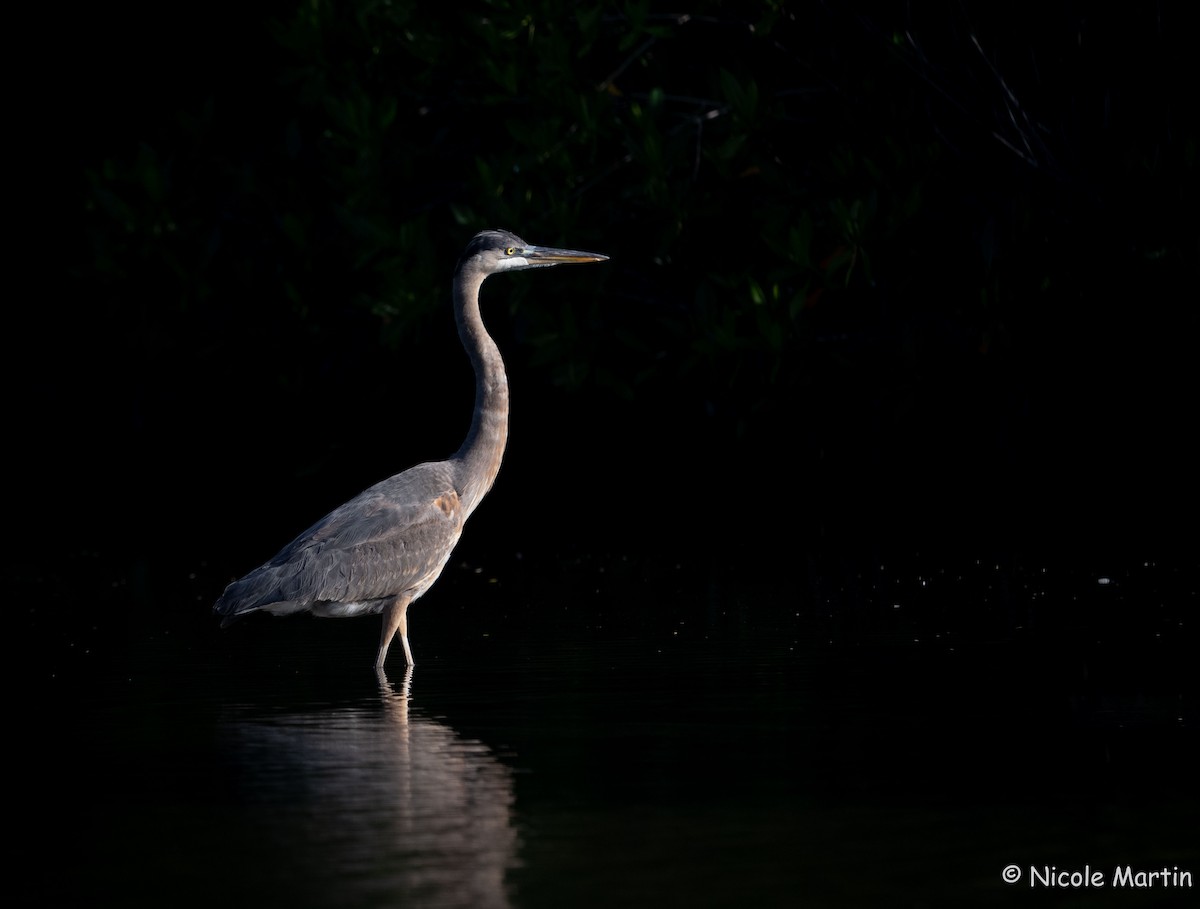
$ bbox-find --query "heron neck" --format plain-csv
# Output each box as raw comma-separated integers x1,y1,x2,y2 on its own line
452,265,509,516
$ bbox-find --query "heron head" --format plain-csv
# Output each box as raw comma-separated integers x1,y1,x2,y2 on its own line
458,229,608,276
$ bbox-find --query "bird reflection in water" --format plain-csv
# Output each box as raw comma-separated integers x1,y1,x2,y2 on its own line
222,667,518,908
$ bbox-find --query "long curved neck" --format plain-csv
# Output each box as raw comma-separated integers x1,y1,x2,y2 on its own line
451,262,509,517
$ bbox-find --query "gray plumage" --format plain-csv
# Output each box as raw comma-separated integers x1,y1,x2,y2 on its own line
214,229,608,669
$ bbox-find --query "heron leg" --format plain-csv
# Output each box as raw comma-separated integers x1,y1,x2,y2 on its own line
377,595,414,669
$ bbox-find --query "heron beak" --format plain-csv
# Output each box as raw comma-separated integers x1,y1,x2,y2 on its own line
522,245,609,265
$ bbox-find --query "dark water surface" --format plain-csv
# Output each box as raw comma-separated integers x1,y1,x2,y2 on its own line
23,551,1198,907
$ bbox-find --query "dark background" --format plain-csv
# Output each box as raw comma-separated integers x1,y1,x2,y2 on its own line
13,0,1198,641
11,5,1198,905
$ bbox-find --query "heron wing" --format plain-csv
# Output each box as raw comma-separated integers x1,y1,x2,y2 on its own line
215,462,464,616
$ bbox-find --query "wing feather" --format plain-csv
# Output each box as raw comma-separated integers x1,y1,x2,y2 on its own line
215,462,464,619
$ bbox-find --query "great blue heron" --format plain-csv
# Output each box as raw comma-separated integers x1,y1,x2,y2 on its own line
214,229,608,668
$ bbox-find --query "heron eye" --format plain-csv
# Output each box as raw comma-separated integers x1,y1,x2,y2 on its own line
505,247,516,256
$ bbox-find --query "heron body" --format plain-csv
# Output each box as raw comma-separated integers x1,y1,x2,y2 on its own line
214,229,608,668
